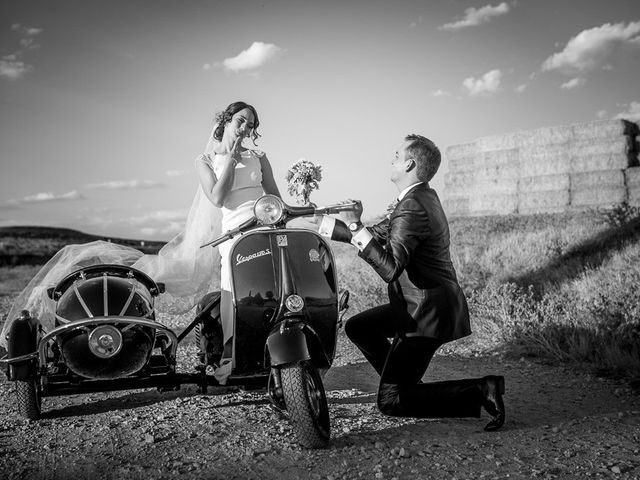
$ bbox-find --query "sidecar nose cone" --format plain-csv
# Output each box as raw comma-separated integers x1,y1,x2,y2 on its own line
88,325,123,359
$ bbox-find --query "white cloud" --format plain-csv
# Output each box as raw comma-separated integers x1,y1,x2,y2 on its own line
515,83,527,93
84,179,166,190
432,89,450,97
542,21,640,74
128,209,188,226
439,3,510,32
596,110,608,119
462,69,502,96
409,15,423,28
614,101,640,122
221,41,285,73
560,77,586,90
139,222,183,238
0,58,32,80
1,24,43,81
10,190,83,204
165,169,191,177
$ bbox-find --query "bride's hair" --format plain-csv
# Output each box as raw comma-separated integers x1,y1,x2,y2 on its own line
213,101,261,145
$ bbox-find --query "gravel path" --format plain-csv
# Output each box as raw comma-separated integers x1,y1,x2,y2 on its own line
1,331,639,480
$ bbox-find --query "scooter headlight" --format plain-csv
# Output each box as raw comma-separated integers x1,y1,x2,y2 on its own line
254,195,285,225
285,294,304,313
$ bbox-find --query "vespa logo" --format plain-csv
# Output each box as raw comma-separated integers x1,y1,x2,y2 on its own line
309,249,320,263
236,248,272,266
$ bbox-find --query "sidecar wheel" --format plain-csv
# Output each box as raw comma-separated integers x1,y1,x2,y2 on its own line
280,362,330,449
16,379,41,420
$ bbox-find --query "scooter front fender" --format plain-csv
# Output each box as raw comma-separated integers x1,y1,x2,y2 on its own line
266,322,310,367
5,313,39,381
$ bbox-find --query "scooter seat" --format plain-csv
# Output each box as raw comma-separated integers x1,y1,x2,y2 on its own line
196,291,221,318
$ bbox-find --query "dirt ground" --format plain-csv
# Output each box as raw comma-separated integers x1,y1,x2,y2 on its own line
1,331,639,480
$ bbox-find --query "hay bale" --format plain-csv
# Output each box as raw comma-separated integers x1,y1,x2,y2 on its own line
572,119,640,140
520,143,570,161
442,198,470,216
444,185,474,199
570,153,630,172
628,185,640,206
519,174,569,193
570,187,627,207
475,178,519,195
481,149,520,167
570,170,625,190
477,132,529,151
444,171,476,187
470,193,518,215
445,142,478,160
520,157,571,176
569,139,629,157
521,125,574,147
624,166,640,187
447,156,477,173
476,164,520,181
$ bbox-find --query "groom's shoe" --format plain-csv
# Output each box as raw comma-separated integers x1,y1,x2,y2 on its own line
480,375,505,431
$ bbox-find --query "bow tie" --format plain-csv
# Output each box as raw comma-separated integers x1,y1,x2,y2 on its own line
386,199,399,219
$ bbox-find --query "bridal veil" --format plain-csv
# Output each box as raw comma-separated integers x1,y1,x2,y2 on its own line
0,125,223,347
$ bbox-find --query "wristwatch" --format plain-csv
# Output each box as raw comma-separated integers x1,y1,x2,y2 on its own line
348,221,363,232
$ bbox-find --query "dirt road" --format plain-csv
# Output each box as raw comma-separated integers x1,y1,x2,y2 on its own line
1,333,639,480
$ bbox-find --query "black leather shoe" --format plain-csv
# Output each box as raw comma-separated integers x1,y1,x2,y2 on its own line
481,375,505,431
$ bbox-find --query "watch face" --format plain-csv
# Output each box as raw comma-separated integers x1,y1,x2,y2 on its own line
349,223,359,231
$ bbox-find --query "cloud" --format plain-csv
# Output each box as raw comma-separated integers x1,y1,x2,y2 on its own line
165,169,192,177
462,69,502,96
439,3,510,31
0,58,32,80
542,21,640,74
409,15,423,28
128,209,188,226
0,24,43,81
561,77,586,90
139,222,183,238
515,83,527,93
432,89,450,97
9,190,83,204
614,101,640,122
84,179,166,190
220,41,285,73
596,110,608,119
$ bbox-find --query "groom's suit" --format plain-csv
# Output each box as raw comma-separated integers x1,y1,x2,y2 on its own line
325,183,487,418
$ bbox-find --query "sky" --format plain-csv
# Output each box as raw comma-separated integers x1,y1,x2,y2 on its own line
0,0,639,240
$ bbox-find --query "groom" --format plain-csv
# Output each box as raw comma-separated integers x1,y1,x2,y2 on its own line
319,134,505,431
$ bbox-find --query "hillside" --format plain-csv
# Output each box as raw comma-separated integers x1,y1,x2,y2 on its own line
0,226,165,266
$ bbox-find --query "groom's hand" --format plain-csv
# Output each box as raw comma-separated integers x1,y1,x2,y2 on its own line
338,199,363,224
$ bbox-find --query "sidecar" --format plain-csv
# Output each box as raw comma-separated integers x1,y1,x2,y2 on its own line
1,264,180,419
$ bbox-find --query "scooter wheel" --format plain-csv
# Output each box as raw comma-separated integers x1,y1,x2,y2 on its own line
280,362,330,449
16,379,41,420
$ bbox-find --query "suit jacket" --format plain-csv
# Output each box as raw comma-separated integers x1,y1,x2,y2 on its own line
343,183,471,343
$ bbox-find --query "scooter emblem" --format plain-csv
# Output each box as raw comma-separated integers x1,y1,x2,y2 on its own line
277,235,288,247
309,249,320,262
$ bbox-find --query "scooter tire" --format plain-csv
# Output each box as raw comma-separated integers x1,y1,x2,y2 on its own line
16,379,41,420
280,362,330,449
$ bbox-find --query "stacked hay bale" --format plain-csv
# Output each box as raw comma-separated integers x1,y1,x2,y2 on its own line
443,119,640,216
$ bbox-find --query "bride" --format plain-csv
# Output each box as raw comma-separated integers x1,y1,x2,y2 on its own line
1,101,282,376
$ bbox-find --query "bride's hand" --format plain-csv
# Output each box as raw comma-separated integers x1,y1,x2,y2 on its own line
220,137,243,168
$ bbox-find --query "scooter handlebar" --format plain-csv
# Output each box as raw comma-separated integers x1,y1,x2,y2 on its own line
200,217,258,249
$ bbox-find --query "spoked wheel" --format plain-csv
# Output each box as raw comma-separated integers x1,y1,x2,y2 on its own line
280,362,330,449
16,379,41,420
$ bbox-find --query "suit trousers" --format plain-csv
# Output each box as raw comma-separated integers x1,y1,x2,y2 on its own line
345,303,483,418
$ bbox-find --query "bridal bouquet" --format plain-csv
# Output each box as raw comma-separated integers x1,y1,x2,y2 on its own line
285,159,323,205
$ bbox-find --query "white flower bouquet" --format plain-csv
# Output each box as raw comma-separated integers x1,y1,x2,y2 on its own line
285,159,323,205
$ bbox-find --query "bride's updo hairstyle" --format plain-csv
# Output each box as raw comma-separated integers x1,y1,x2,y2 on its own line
213,101,261,145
